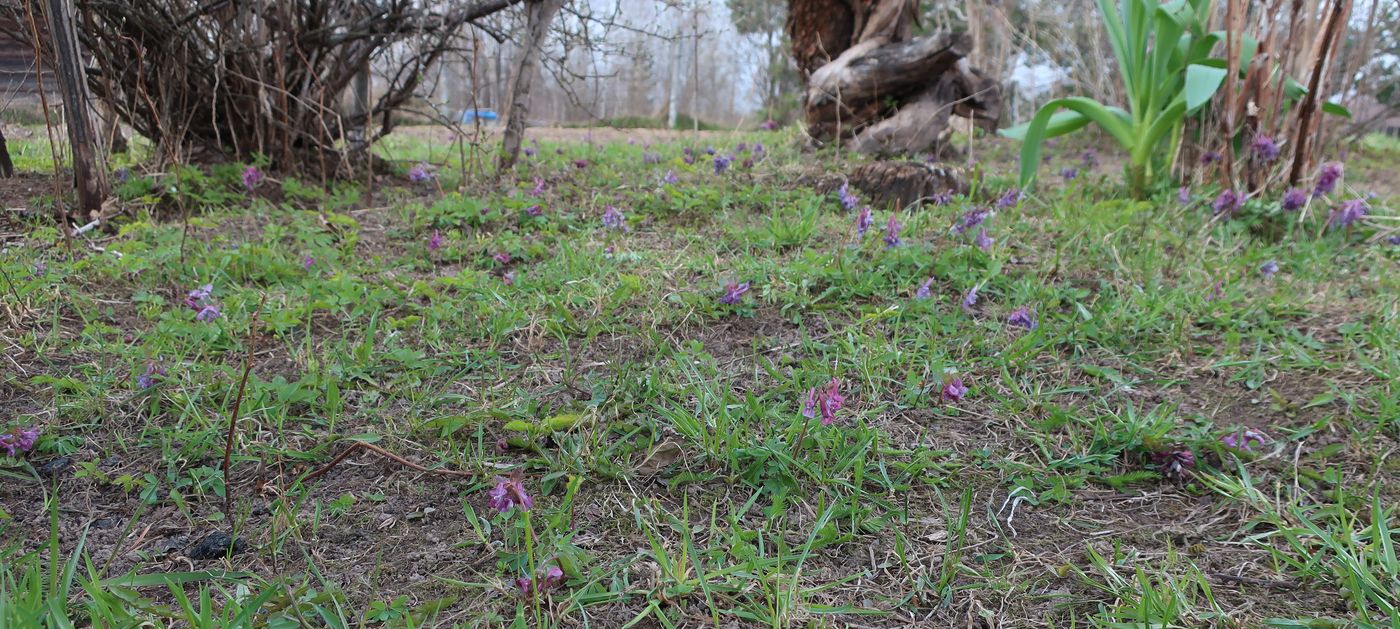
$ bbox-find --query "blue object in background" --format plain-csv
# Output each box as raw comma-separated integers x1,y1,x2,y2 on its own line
460,109,499,124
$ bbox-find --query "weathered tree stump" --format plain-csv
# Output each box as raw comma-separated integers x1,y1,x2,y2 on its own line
787,0,1001,156
849,161,966,209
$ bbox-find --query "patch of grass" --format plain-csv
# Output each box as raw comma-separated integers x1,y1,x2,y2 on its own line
1,125,1397,626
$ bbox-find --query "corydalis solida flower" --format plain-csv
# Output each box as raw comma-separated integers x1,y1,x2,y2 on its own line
516,566,564,597
137,361,166,389
241,166,262,190
974,229,993,252
1221,428,1269,451
802,378,846,426
1212,189,1244,216
838,182,858,211
408,163,432,182
941,377,967,402
1007,306,1036,330
428,230,444,251
0,426,40,457
1250,134,1280,162
953,208,990,235
1259,260,1279,279
883,214,902,248
1313,162,1342,198
961,285,979,314
1329,198,1368,229
856,206,873,236
487,474,533,513
602,205,626,230
720,281,750,305
915,277,934,300
1280,188,1307,211
1152,446,1195,478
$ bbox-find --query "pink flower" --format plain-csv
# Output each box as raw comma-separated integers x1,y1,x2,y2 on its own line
493,251,511,265
428,230,444,251
801,378,845,426
0,425,40,457
242,166,262,191
941,377,967,402
1221,428,1269,451
720,281,750,305
914,277,934,300
487,474,533,514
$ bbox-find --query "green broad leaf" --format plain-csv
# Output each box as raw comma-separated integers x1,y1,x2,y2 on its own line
1014,97,1134,188
1000,111,1090,141
543,413,585,431
1321,101,1351,118
1184,64,1227,111
1283,76,1307,101
503,420,534,433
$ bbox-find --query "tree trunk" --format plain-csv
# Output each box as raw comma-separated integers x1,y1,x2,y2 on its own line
787,0,1001,156
45,0,108,219
498,0,563,173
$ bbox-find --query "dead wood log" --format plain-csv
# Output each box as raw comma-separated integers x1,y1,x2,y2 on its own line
848,161,966,210
788,0,1000,157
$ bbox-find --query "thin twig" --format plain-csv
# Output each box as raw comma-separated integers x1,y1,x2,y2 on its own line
221,294,267,516
297,441,475,485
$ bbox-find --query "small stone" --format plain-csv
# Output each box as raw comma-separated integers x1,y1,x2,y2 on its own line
186,532,249,560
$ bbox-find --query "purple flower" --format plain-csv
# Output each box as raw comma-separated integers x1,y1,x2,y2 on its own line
974,228,993,252
839,182,858,211
856,206,873,236
1200,150,1222,165
1152,446,1195,478
531,177,546,196
428,230,443,251
1178,186,1192,205
526,204,543,217
0,426,41,457
137,361,166,389
953,208,990,235
760,119,778,131
242,166,262,191
1221,428,1269,452
573,159,589,169
302,255,315,270
1313,162,1342,198
705,147,716,156
960,286,979,314
1328,198,1368,229
931,189,954,206
995,189,1022,209
1259,260,1279,279
683,147,692,156
185,283,214,310
719,281,750,305
1280,188,1307,211
602,205,626,230
683,154,696,165
941,377,968,403
493,251,511,265
195,304,221,322
801,378,846,426
523,147,536,157
742,158,754,169
503,271,516,286
1080,150,1099,168
713,155,731,174
408,162,431,183
915,277,934,299
31,260,46,277
1250,134,1280,162
487,474,533,514
1060,167,1079,180
663,169,678,185
883,214,902,248
543,565,564,588
1387,235,1400,246
1007,306,1037,330
1212,189,1244,216
642,152,661,165
114,167,130,183
753,143,765,155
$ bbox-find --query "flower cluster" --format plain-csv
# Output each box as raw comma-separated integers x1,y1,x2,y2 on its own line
602,205,627,230
1249,134,1280,162
1221,428,1269,451
974,229,994,252
487,474,533,513
1007,306,1037,330
883,215,902,248
1259,260,1279,279
517,566,565,597
1280,188,1307,211
995,189,1022,209
856,206,873,236
1212,189,1244,216
915,277,935,300
941,377,967,402
1328,198,1368,229
242,166,263,191
1153,446,1195,478
408,163,432,183
428,230,444,251
719,281,750,305
838,182,858,211
137,361,166,389
1313,162,1342,198
713,155,731,174
802,378,846,426
961,285,979,314
185,284,221,322
1,426,40,457
953,208,990,235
